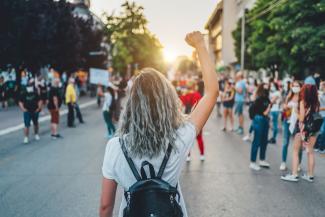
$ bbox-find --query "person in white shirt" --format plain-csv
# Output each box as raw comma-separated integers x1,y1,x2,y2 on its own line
99,31,219,217
269,82,282,144
102,86,116,138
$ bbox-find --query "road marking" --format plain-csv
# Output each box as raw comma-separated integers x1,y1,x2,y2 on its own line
0,100,96,137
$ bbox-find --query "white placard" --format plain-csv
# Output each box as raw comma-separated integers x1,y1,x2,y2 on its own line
90,68,109,86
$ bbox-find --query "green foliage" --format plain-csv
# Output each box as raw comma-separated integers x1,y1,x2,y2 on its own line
232,0,325,78
104,1,165,74
0,0,106,74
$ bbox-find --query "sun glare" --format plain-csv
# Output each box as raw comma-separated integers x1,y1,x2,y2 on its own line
163,48,178,63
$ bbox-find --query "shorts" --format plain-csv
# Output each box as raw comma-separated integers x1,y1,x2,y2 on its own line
234,101,244,115
50,109,60,124
23,112,39,128
223,102,234,109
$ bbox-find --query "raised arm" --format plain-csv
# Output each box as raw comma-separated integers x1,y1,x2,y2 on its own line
185,31,219,134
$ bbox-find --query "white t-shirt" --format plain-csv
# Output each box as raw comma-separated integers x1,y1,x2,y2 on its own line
102,92,113,112
102,122,196,217
270,91,281,112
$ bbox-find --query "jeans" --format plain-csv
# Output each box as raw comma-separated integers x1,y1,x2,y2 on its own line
270,111,279,140
74,103,84,123
103,111,115,135
282,121,303,163
315,118,325,151
250,115,269,162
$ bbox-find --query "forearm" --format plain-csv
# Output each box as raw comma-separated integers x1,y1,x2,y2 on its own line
196,44,219,98
99,206,113,217
18,102,25,111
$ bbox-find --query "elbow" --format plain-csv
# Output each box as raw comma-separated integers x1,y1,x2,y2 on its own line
99,203,113,217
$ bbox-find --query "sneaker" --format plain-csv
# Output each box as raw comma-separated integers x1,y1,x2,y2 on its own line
249,162,261,171
281,174,299,182
319,149,325,154
243,134,251,142
280,162,287,171
259,160,270,168
200,155,205,161
35,134,40,141
314,148,319,152
23,137,29,144
301,174,314,183
55,134,63,138
268,138,276,144
51,135,57,140
186,156,191,162
221,128,226,132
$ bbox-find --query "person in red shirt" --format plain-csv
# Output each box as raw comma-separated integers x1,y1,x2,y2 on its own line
180,81,205,161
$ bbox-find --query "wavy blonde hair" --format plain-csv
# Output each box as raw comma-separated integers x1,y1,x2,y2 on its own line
118,68,186,158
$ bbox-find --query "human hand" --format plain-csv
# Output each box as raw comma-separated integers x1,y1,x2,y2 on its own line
185,31,205,49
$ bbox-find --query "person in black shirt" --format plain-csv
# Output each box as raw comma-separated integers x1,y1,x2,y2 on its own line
18,79,42,144
48,78,63,139
249,83,271,171
0,76,7,109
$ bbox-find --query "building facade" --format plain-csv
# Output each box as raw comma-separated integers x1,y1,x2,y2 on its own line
205,0,256,69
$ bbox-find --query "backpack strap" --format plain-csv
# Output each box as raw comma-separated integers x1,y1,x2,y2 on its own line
119,138,142,181
140,161,156,179
156,144,173,179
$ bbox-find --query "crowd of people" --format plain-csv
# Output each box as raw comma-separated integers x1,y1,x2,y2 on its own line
172,69,324,184
0,69,128,144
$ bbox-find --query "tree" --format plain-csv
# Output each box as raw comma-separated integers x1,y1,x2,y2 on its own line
232,0,325,78
104,1,165,74
0,0,106,75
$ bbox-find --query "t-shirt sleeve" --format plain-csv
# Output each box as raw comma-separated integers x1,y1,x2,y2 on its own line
102,138,119,180
177,122,197,154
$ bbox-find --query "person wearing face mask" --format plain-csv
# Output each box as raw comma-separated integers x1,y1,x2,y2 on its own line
280,81,303,170
268,82,282,144
314,81,325,154
18,78,42,144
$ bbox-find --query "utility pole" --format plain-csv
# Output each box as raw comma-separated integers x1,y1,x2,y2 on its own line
240,9,245,72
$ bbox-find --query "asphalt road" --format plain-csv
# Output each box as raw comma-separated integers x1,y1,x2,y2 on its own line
1,104,325,217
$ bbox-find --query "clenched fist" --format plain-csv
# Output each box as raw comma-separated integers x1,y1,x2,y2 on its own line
185,31,205,49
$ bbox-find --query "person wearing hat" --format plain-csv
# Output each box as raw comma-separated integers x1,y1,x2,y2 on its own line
18,78,42,144
281,76,320,182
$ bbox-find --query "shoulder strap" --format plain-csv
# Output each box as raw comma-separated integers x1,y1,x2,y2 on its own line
157,144,173,179
119,138,142,181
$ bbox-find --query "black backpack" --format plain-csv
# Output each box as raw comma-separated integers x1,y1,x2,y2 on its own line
120,138,183,217
304,112,323,134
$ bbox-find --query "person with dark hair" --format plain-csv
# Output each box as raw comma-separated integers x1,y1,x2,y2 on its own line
314,81,325,154
48,78,63,139
269,82,282,144
282,77,320,182
102,86,116,139
249,83,271,171
221,79,235,131
18,78,42,144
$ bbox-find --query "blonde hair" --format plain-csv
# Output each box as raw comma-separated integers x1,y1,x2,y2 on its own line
118,68,186,158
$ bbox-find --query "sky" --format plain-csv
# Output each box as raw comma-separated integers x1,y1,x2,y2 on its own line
90,0,219,59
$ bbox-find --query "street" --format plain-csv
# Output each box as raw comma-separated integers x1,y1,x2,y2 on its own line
1,102,325,217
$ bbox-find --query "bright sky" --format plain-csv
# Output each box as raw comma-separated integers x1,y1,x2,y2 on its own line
91,0,218,58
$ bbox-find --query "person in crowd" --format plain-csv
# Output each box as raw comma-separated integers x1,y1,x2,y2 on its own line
37,76,48,115
48,78,63,139
249,83,271,171
99,31,219,217
5,75,17,104
269,82,282,144
179,81,205,161
221,79,235,131
0,76,7,109
314,81,325,154
18,78,42,144
66,78,77,127
280,80,303,170
243,79,258,142
216,74,225,118
97,84,104,108
281,77,320,182
73,77,85,124
234,71,247,135
102,86,116,139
